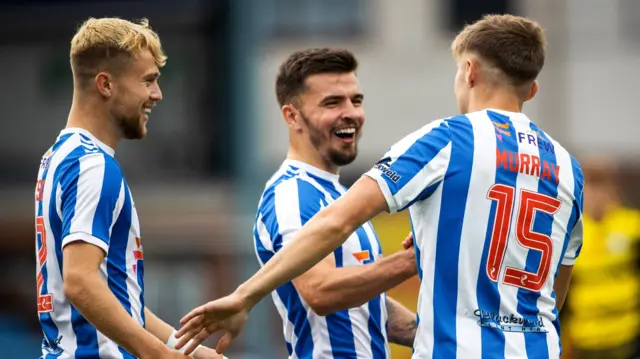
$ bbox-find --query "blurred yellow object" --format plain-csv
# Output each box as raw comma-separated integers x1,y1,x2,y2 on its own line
371,211,418,359
565,207,640,357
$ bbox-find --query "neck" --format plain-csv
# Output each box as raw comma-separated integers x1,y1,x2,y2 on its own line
467,86,523,113
287,138,339,175
66,91,121,149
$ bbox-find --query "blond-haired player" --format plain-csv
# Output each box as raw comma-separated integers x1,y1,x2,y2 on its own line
175,14,584,359
34,18,222,359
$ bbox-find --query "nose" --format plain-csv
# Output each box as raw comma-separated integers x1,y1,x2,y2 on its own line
150,84,163,101
344,101,364,121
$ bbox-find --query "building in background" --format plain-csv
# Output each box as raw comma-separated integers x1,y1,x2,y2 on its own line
0,0,639,357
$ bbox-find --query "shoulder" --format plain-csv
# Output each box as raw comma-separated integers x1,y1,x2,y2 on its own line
56,134,122,176
259,170,326,210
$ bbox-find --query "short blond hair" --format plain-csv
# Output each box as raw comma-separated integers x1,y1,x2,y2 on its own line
451,14,546,86
70,17,167,84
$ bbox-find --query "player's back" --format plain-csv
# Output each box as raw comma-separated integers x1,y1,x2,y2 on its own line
365,109,583,359
35,128,145,359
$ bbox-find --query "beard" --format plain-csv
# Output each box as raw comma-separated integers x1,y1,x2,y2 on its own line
116,112,145,140
300,112,358,167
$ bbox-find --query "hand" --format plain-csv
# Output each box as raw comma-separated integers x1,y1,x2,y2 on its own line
142,347,191,359
175,291,249,355
166,350,192,359
402,232,414,250
192,346,226,359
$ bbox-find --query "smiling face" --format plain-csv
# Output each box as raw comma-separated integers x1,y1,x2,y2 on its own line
107,49,163,139
295,72,364,167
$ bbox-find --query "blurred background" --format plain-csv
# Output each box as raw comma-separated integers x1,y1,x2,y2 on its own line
1,0,640,358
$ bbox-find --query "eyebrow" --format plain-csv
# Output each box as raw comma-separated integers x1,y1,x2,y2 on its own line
144,72,161,80
320,93,364,104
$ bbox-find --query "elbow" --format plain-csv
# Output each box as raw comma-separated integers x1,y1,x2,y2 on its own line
308,297,336,317
319,210,357,243
63,269,87,301
301,288,339,316
306,293,366,316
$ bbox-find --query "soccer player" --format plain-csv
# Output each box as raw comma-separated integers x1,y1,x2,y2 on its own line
34,18,221,359
175,14,584,359
252,48,418,358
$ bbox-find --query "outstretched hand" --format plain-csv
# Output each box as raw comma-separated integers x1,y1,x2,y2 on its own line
174,292,250,355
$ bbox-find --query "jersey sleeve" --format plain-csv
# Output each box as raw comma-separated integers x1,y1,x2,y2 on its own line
364,119,452,213
562,190,584,266
60,153,124,253
255,178,326,256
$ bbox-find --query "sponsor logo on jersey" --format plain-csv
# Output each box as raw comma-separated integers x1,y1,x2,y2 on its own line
374,157,401,183
474,309,548,333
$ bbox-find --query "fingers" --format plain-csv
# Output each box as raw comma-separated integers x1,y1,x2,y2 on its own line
215,332,234,354
184,328,213,355
176,312,204,338
402,232,414,249
181,305,206,325
175,316,204,350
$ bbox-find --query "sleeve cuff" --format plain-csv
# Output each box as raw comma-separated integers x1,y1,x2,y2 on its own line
363,168,398,214
62,232,109,254
561,256,577,266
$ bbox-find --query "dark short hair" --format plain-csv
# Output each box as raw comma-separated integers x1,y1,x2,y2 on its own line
452,14,546,86
275,48,358,107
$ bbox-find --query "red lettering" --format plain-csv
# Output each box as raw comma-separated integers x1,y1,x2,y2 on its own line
509,152,519,172
552,164,560,184
542,161,552,182
519,154,531,175
496,149,509,170
531,156,541,178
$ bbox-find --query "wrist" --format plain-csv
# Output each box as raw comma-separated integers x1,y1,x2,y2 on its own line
236,283,258,309
403,251,418,276
167,328,203,354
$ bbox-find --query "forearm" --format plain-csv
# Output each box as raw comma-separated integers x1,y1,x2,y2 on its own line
144,307,175,343
240,208,353,306
64,274,164,358
385,297,417,347
313,251,416,313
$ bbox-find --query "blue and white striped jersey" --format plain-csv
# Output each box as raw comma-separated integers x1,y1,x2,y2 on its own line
365,109,584,359
254,160,390,359
35,128,145,359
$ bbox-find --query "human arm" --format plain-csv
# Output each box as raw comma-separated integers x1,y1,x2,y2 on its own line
254,177,416,315
145,308,225,359
553,265,573,312
175,177,390,354
293,242,416,316
555,193,584,312
60,154,187,359
63,243,173,358
385,297,417,347
176,120,452,354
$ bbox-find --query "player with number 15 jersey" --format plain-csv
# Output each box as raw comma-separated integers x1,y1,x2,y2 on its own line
174,14,584,359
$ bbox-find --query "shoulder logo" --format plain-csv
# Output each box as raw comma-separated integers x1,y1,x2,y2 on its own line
374,157,401,183
492,121,511,141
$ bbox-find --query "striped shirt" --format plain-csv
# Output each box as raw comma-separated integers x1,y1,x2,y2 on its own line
365,109,584,359
35,128,144,359
253,160,390,359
